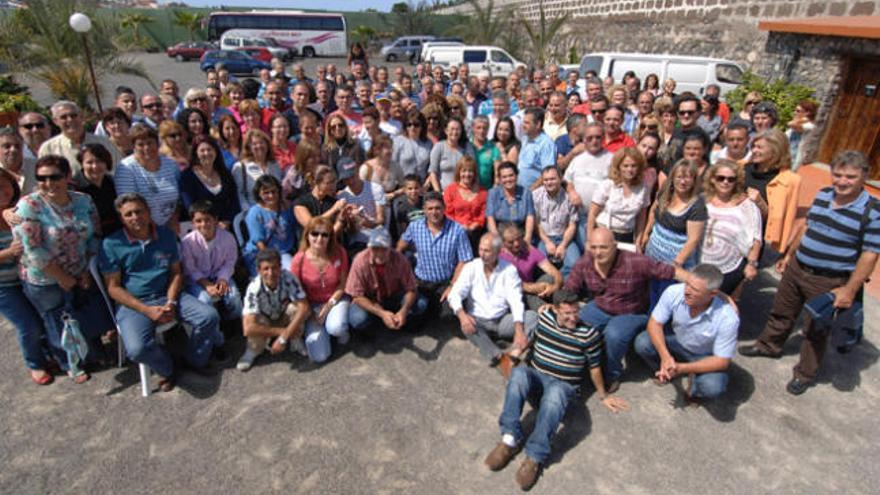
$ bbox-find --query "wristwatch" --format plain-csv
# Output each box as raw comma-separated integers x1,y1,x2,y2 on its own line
277,336,287,345
748,260,759,268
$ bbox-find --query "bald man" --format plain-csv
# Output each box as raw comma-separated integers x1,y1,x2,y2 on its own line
564,227,689,389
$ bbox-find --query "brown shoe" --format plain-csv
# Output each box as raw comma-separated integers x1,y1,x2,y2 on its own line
158,375,176,392
515,457,541,491
484,442,519,471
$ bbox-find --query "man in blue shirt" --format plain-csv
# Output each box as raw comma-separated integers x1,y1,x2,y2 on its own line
397,191,473,312
100,193,223,392
740,151,880,395
634,264,739,403
517,107,557,190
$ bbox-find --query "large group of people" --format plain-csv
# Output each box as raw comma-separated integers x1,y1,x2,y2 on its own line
0,50,875,491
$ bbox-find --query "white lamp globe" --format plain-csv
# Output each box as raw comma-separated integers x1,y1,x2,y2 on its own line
69,13,92,33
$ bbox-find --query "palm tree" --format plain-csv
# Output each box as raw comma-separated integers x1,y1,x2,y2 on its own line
517,0,571,67
451,0,512,45
383,1,434,37
172,10,204,42
0,0,151,113
121,12,153,47
351,25,377,45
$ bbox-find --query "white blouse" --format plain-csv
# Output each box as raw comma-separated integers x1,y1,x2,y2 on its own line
592,179,650,233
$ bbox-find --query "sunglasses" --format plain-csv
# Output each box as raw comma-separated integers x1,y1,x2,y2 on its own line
405,122,421,127
165,133,182,139
309,231,330,238
592,108,607,114
189,97,208,103
678,110,696,116
20,122,46,130
36,173,65,182
714,175,737,184
143,103,162,109
641,124,658,130
745,101,757,105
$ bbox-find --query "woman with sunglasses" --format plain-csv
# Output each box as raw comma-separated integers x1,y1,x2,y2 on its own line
421,102,446,144
701,160,762,295
116,125,181,228
180,135,241,228
428,117,475,193
391,111,431,183
0,168,52,385
233,129,282,211
322,114,366,173
242,175,296,276
75,143,122,236
738,91,762,122
158,120,190,171
16,155,113,384
291,216,351,363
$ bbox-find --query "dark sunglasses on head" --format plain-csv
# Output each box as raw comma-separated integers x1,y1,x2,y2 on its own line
20,122,46,130
35,173,65,182
714,175,737,183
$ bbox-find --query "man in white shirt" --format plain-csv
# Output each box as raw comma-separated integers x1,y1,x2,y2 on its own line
336,157,386,251
542,92,569,141
39,100,121,177
564,122,612,249
710,121,751,166
449,232,538,377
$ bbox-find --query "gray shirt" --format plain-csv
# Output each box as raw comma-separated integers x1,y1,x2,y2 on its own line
532,185,577,237
429,140,476,191
391,135,431,181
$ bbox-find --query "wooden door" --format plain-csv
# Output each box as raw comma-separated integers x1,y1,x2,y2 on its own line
819,57,880,179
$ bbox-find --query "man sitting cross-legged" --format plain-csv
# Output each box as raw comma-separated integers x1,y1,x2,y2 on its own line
634,264,739,404
484,289,629,491
237,248,311,371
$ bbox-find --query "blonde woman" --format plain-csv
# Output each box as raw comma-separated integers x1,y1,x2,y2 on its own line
588,147,650,245
744,129,801,254
158,120,190,170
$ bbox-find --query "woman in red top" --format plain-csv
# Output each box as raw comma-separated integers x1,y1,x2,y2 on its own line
270,113,297,175
291,216,350,363
443,156,487,250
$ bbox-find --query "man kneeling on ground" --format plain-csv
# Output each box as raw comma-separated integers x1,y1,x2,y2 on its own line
237,249,311,371
634,264,739,403
484,289,629,491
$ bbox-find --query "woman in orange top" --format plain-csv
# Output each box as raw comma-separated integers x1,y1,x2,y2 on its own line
744,129,801,254
443,156,487,251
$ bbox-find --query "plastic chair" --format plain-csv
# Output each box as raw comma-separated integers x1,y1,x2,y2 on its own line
89,257,174,397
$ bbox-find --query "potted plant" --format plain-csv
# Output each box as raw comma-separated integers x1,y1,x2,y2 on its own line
0,76,43,127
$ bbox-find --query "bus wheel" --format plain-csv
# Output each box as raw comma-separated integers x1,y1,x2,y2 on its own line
302,46,315,58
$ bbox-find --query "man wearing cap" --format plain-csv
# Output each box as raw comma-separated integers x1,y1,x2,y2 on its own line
347,228,428,332
336,157,385,253
376,93,402,136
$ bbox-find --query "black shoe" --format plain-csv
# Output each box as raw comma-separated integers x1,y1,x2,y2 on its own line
738,344,781,359
211,346,231,364
786,377,810,396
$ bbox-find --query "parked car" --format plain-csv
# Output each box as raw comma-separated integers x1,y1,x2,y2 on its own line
422,45,525,77
578,52,744,96
381,35,435,62
166,41,215,62
220,35,295,60
200,50,272,75
237,47,273,63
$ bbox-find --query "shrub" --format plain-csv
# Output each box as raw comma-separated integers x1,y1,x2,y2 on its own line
725,71,815,129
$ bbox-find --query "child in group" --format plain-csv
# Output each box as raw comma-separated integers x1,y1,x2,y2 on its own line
391,174,425,240
242,175,297,276
180,200,243,320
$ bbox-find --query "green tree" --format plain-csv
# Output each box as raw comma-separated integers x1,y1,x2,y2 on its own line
0,0,151,113
172,10,204,41
518,0,571,67
450,0,512,45
383,1,434,36
120,12,153,47
351,25,377,45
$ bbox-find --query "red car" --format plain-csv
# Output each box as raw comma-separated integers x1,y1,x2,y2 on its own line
166,41,215,62
236,47,273,63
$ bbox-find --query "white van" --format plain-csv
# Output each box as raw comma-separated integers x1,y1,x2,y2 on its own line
380,35,435,62
578,52,744,96
418,41,464,63
423,45,525,77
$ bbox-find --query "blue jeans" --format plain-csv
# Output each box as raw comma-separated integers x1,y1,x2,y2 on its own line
22,282,111,372
633,329,728,399
304,300,351,363
116,293,222,377
537,234,581,278
579,301,648,384
348,292,429,331
0,284,47,370
499,366,576,464
185,283,244,320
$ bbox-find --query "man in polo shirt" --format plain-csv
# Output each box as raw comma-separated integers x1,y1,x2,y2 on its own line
237,248,311,371
532,165,580,276
39,100,121,177
449,232,537,376
499,223,562,311
517,107,556,190
634,264,739,403
483,289,628,491
739,150,880,395
397,191,473,310
100,193,223,391
603,105,636,153
542,92,569,141
347,228,427,332
566,228,687,389
564,122,611,250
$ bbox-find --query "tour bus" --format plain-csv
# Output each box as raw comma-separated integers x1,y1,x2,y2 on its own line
206,10,347,58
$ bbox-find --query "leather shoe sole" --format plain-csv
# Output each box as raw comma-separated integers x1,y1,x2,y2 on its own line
786,377,810,395
738,344,781,359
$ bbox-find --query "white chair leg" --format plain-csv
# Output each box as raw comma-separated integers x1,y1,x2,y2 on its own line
139,363,151,397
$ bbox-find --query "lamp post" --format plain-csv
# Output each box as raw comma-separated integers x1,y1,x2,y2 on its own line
69,13,103,113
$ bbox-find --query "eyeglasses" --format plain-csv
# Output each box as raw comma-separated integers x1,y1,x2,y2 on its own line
678,110,696,116
189,97,208,103
309,231,330,239
714,175,737,184
165,133,182,139
143,103,162,109
35,173,65,182
57,113,79,121
20,122,46,130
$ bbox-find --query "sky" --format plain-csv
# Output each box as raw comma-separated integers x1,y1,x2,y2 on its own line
166,0,402,12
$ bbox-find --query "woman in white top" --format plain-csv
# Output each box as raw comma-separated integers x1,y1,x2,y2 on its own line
588,147,650,244
360,134,401,201
701,160,763,295
232,129,282,211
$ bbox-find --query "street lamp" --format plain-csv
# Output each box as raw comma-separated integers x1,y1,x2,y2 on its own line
69,12,103,113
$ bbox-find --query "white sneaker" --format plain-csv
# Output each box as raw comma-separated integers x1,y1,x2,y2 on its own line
236,348,258,371
290,338,308,357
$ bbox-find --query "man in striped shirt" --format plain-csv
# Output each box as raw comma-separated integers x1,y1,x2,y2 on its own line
484,290,628,490
740,151,880,395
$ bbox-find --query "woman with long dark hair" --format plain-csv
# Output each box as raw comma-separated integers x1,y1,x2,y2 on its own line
180,135,241,227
